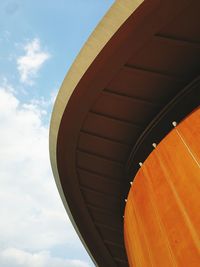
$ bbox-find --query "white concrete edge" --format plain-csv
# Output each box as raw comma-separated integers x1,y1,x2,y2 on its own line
49,1,144,266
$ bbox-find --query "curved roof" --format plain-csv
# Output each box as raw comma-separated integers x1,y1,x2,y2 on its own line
49,1,200,266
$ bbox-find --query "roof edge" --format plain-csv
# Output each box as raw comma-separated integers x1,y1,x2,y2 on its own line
49,0,144,265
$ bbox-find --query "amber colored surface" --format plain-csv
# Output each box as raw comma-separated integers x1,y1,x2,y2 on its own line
124,108,200,267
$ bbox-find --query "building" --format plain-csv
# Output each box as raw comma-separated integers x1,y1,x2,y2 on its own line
49,1,200,266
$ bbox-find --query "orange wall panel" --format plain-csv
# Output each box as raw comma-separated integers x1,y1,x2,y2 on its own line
124,108,200,267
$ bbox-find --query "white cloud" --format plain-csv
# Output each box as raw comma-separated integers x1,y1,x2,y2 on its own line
50,89,58,105
28,87,58,110
0,85,70,250
0,84,92,266
17,38,50,85
0,248,90,267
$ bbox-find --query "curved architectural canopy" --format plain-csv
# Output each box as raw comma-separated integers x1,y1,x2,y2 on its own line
50,1,200,266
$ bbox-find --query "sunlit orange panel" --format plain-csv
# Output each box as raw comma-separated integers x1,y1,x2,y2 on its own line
124,108,200,267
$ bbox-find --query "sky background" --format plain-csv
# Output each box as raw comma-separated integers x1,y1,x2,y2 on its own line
0,1,114,266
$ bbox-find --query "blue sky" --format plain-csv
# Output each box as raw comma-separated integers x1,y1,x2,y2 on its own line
0,1,114,266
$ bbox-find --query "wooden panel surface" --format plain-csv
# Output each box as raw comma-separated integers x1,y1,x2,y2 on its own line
124,108,200,267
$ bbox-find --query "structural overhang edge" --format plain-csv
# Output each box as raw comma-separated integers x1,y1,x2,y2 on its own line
49,1,144,265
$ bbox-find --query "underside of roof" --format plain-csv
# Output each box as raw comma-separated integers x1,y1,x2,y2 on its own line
49,1,200,266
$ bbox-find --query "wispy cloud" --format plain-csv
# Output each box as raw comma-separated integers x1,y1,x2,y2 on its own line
0,248,90,267
0,85,69,250
17,38,50,85
0,83,92,266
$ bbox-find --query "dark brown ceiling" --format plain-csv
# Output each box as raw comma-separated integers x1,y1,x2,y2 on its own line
56,1,200,266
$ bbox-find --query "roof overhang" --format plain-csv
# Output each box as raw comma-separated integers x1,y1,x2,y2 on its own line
49,1,200,266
